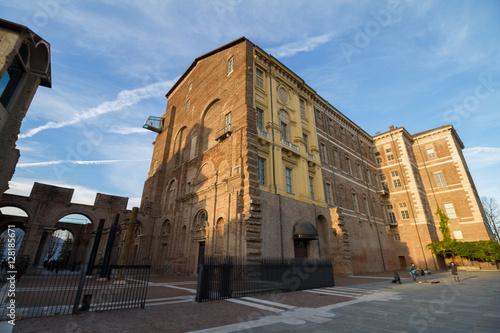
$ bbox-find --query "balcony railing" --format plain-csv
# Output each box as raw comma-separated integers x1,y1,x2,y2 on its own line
281,138,299,152
307,153,315,160
257,128,270,139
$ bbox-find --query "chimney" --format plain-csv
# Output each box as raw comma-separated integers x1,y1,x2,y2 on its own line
389,125,395,131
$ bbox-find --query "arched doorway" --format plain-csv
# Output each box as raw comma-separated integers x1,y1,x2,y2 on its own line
293,222,318,259
192,210,209,273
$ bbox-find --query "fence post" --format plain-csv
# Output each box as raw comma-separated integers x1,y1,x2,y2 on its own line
72,263,89,314
195,264,204,302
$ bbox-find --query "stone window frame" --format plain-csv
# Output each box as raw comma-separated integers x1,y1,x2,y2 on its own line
285,167,293,193
255,67,265,89
257,157,265,185
325,183,332,205
434,172,447,187
309,176,315,200
444,202,457,219
352,192,359,212
427,147,436,159
227,56,234,75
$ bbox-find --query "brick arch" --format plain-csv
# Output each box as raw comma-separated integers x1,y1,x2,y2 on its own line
0,182,130,267
0,202,34,219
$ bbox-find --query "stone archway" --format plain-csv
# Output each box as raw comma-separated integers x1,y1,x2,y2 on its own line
292,222,318,259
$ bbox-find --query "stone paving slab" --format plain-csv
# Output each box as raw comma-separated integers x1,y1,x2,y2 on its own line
9,271,500,333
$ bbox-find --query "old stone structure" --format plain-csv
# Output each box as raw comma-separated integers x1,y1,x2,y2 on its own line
140,37,493,275
0,19,52,202
0,182,133,268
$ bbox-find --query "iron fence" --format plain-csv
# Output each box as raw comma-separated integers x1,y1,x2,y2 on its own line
0,263,150,320
196,256,334,302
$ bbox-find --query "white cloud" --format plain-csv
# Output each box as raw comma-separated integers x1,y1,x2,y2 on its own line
108,127,150,135
463,147,500,169
265,34,331,58
19,79,177,139
6,178,118,206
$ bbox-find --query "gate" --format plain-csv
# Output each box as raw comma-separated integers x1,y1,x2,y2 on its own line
0,263,150,320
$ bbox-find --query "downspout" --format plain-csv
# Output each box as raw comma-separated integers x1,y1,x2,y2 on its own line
390,131,429,270
267,59,284,260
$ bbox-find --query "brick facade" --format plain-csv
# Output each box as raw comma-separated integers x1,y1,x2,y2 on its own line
140,38,493,275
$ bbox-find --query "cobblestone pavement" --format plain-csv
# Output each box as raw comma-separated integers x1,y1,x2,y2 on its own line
8,271,500,333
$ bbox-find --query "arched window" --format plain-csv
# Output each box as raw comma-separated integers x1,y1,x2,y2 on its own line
194,210,209,230
173,128,186,166
215,218,225,254
161,220,171,236
278,110,291,142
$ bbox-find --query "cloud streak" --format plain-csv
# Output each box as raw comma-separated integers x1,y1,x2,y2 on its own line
265,34,331,58
19,79,176,139
17,159,150,168
463,147,500,169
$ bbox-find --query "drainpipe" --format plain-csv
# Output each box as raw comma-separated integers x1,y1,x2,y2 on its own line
267,59,284,260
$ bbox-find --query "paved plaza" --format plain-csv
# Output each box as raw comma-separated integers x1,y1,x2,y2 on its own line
7,270,500,333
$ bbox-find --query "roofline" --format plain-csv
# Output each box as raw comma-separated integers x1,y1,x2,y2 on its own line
0,18,51,88
166,37,249,98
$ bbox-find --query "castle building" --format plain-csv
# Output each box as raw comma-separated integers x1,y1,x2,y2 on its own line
140,37,493,275
0,19,51,202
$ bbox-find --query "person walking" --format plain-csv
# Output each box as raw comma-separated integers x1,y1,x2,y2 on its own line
409,263,418,283
451,262,460,282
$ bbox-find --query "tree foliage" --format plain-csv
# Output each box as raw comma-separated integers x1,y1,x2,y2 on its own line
427,207,500,261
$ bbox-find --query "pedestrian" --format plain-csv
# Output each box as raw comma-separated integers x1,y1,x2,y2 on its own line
450,262,460,282
392,271,402,284
409,263,418,282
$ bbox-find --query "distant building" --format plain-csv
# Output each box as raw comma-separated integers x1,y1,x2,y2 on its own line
0,19,51,201
139,37,493,275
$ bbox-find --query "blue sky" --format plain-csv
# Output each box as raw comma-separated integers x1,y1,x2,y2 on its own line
1,0,499,209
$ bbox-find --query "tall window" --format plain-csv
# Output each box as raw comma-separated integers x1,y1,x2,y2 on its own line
364,197,370,218
401,210,410,219
352,193,358,212
256,68,264,88
309,177,315,200
444,203,457,219
435,173,446,187
281,122,288,141
303,134,309,153
388,212,397,224
258,158,265,185
185,99,190,112
394,234,401,241
357,163,363,180
320,144,326,163
325,183,332,205
227,57,234,75
285,168,292,193
279,110,290,142
256,108,264,130
427,148,436,159
366,169,372,185
299,99,306,116
225,112,232,132
346,157,351,175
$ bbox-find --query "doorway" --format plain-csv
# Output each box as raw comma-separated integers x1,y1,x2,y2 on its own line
294,240,308,258
197,241,205,273
398,256,407,268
